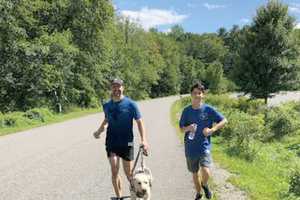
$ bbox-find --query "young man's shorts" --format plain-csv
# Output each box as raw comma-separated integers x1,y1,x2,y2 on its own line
186,153,212,173
106,146,134,161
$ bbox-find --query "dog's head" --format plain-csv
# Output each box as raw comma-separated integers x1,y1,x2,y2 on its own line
132,169,153,198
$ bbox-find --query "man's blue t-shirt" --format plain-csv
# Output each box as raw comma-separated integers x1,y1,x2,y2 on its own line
103,97,141,148
179,104,224,158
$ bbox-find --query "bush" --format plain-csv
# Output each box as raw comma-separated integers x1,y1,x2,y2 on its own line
237,97,266,115
221,111,265,160
205,94,239,110
0,113,4,128
2,112,31,128
265,106,300,140
289,169,300,196
23,108,54,122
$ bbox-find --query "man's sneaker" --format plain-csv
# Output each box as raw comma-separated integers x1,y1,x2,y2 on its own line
195,193,203,200
201,183,212,199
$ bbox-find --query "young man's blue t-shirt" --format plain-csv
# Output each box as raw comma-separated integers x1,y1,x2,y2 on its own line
179,104,224,158
103,97,141,148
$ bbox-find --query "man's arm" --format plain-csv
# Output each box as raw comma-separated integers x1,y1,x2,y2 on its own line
136,118,149,154
203,118,227,137
93,118,108,139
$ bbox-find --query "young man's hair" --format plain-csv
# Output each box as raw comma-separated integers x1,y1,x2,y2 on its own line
190,82,205,93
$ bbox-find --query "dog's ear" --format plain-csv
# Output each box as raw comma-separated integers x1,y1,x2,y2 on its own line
143,168,153,187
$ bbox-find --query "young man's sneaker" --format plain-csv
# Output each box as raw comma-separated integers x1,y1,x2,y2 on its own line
201,183,212,199
195,193,203,200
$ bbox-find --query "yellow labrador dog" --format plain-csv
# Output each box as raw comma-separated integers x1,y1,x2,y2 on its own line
130,168,153,200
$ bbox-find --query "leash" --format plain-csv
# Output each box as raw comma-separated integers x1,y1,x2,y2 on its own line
131,145,146,175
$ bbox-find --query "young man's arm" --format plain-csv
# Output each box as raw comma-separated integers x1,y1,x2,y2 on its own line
203,118,227,137
180,125,195,133
93,118,108,139
136,118,149,155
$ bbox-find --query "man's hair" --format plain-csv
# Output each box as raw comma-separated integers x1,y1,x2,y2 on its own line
190,82,205,93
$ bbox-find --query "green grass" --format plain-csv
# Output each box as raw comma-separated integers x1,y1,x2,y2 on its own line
171,97,300,200
170,97,185,142
0,107,100,136
212,137,299,200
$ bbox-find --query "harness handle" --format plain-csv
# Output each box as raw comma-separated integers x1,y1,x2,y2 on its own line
131,145,146,175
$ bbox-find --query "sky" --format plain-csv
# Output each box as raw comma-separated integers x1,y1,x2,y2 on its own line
112,0,300,34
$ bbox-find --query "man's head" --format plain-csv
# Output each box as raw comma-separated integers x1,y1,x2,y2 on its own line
190,82,205,103
111,78,124,101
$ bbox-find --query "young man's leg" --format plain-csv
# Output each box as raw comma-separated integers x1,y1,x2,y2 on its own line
200,166,211,185
109,153,122,198
187,157,203,199
192,171,202,194
200,154,212,199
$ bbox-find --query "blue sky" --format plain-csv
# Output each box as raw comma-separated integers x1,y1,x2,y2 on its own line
112,0,300,33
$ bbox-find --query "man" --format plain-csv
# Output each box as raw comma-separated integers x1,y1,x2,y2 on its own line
94,78,149,200
179,82,227,200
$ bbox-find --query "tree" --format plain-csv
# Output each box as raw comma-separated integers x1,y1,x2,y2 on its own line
233,0,300,104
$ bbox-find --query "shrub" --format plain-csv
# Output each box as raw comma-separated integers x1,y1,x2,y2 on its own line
0,113,4,128
237,97,266,115
205,94,239,110
2,112,30,128
221,111,265,160
23,108,54,122
265,106,300,140
289,169,300,196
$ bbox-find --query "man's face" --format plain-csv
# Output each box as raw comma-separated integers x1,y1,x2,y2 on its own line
111,83,124,99
191,88,204,102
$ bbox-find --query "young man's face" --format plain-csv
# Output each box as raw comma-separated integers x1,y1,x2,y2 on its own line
111,83,124,99
191,88,204,103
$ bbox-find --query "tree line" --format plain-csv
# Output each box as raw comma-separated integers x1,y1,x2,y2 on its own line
1,0,299,113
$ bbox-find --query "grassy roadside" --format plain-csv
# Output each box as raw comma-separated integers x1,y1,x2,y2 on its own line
171,96,300,200
0,107,100,136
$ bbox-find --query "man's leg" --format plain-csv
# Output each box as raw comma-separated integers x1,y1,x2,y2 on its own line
122,159,133,183
109,153,122,198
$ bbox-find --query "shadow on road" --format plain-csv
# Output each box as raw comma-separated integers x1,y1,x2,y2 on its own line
110,196,131,199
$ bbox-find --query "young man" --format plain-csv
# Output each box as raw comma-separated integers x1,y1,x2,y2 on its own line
93,78,149,200
179,82,227,200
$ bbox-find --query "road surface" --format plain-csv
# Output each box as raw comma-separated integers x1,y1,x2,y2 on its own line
0,96,194,200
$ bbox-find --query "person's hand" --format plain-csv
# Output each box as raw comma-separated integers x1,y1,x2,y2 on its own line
188,123,197,133
93,130,100,139
141,141,150,156
203,127,214,137
93,126,105,139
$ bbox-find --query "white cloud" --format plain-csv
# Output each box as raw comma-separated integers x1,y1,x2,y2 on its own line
203,3,227,10
240,18,250,24
162,28,172,33
120,7,188,30
295,22,300,29
289,3,300,14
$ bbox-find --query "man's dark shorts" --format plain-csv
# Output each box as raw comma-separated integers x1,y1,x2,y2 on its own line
106,146,134,161
186,153,212,173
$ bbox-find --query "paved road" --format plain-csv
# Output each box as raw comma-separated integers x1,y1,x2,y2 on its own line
0,96,194,200
231,91,300,106
1,92,299,200
268,91,300,106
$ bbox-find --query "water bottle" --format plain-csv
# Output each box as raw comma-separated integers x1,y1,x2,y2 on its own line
188,123,197,140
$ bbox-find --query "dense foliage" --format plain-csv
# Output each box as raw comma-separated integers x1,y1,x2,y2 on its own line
1,0,300,113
